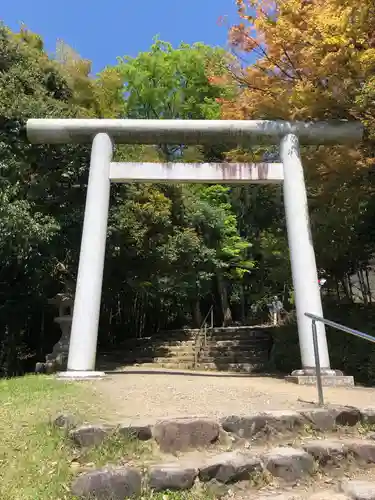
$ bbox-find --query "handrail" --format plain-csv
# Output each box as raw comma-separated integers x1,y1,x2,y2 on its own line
304,312,374,407
305,313,375,343
194,306,214,368
200,306,214,332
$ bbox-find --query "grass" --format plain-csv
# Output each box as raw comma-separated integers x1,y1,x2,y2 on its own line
0,374,102,500
0,375,215,500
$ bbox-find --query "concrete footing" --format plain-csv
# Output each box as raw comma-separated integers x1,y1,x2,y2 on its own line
56,371,106,381
285,374,354,386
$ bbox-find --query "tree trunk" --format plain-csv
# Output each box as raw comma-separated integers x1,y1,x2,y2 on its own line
346,273,354,302
357,270,368,305
365,268,372,304
341,275,352,302
335,278,341,301
192,299,202,328
217,271,233,326
240,284,246,325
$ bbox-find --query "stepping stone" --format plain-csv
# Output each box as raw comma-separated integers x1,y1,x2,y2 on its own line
346,439,375,463
148,463,198,491
302,439,349,465
118,422,153,441
69,425,113,448
53,413,77,430
331,407,362,427
262,447,314,481
299,408,336,431
199,450,262,483
71,466,141,499
361,408,375,425
152,417,220,452
340,480,375,500
221,410,305,439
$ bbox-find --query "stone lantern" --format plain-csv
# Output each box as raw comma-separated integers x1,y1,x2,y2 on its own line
36,281,74,374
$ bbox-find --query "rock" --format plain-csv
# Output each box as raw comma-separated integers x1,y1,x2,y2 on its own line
148,463,198,491
71,466,142,499
332,407,361,427
302,439,349,465
35,362,45,374
361,408,375,425
300,409,336,431
262,447,314,481
340,479,375,500
118,423,153,441
152,417,220,452
70,425,113,448
53,413,77,430
199,450,262,483
45,361,57,374
346,439,375,463
368,433,375,441
221,410,304,439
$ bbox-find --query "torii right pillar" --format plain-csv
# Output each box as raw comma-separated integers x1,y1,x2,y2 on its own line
280,133,354,386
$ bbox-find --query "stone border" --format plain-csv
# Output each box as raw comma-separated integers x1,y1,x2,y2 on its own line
51,406,375,498
69,438,375,498
55,406,375,453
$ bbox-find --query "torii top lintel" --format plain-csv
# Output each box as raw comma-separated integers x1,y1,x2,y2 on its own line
26,119,363,146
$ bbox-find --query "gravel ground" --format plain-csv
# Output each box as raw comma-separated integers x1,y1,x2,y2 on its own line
92,367,375,423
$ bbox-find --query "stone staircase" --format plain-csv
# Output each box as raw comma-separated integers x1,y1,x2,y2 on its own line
56,404,375,499
99,325,272,373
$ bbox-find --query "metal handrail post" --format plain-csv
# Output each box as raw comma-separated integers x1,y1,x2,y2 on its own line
311,319,324,406
194,332,200,368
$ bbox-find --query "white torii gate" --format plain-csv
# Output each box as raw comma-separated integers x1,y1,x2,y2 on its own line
27,118,363,380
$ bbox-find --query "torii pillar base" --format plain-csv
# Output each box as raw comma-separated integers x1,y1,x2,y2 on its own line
56,371,106,381
285,368,354,386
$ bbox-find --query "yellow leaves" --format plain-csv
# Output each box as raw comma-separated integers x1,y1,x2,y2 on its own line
225,0,375,120
358,49,375,72
220,0,375,213
324,35,349,47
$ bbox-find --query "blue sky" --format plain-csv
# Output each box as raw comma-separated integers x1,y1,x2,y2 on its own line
2,0,241,75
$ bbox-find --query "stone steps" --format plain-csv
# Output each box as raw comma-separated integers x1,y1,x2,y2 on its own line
100,342,269,373
150,353,266,362
55,405,375,499
124,361,265,372
120,346,267,357
99,325,272,373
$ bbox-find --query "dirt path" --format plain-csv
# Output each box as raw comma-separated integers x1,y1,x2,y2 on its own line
91,367,375,423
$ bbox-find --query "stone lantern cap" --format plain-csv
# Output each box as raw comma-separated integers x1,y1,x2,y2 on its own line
49,292,74,318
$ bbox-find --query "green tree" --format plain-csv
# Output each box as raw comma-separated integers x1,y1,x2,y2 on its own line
0,24,94,375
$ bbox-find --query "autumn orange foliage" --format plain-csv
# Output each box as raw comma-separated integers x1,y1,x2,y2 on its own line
218,0,375,278
222,0,375,134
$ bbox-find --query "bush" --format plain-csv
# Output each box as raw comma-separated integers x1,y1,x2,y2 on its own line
269,304,375,386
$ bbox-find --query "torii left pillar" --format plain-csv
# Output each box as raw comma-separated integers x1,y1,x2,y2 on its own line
58,133,113,380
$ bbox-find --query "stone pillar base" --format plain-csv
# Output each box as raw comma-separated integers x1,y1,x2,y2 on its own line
56,370,106,381
285,368,354,386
